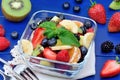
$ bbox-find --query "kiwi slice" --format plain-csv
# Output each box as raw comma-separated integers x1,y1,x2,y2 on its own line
109,0,120,10
1,0,31,22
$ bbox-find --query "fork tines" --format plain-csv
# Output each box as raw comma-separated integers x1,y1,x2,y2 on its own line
20,67,39,80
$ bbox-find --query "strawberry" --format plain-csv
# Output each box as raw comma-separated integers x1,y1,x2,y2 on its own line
86,27,94,33
32,28,45,48
100,57,120,78
108,12,120,32
56,50,70,62
88,0,106,24
0,25,5,37
0,37,10,51
43,48,57,60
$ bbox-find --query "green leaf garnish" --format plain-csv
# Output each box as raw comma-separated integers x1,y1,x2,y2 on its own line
39,21,80,47
58,27,80,47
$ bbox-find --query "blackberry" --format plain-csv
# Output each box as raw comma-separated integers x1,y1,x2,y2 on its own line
101,41,114,53
115,44,120,54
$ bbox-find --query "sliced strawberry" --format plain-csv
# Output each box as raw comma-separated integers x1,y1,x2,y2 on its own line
43,48,57,60
32,28,45,48
86,27,94,33
100,57,120,78
0,25,5,37
56,50,70,62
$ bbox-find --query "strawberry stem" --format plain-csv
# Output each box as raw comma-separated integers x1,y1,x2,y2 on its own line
90,0,96,7
116,56,120,64
114,0,120,2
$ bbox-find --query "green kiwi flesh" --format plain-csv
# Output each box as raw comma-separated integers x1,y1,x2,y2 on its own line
109,1,120,10
2,0,31,22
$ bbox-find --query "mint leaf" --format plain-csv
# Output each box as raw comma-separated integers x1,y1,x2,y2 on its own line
39,21,80,47
39,21,57,38
39,21,56,30
45,29,58,39
57,27,80,47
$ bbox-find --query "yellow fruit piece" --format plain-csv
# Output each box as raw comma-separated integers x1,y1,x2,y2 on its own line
56,39,63,46
21,39,33,55
59,20,78,33
83,32,94,48
50,45,72,50
79,35,84,46
69,47,81,63
73,20,84,28
40,61,53,67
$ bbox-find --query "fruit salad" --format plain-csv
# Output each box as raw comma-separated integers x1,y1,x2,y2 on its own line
20,10,97,78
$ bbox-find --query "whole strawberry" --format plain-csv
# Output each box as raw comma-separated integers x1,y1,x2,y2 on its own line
56,50,70,62
108,12,120,32
0,37,10,51
0,25,5,37
88,0,106,24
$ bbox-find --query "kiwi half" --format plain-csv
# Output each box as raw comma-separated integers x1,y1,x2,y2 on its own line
1,0,31,22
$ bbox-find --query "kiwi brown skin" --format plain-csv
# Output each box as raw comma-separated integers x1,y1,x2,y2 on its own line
1,0,32,22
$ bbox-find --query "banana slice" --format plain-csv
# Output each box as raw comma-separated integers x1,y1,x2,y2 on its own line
50,45,72,50
21,39,33,55
83,32,94,48
59,20,78,33
73,20,84,28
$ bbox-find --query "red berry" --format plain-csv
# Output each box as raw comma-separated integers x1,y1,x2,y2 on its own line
108,12,120,32
0,37,10,51
56,50,70,62
88,3,106,24
32,28,45,48
100,59,120,78
43,48,57,60
0,25,5,37
86,27,94,33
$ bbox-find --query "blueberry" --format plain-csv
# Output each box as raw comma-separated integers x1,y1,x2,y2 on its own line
41,38,48,47
11,31,18,39
78,57,84,63
34,18,43,26
46,17,53,21
79,27,86,35
56,14,65,20
74,34,80,41
84,20,92,29
75,0,82,4
30,22,37,30
80,46,88,56
73,6,80,13
47,37,57,46
115,44,120,54
62,2,70,9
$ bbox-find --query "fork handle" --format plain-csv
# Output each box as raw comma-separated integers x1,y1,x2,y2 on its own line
0,58,10,66
0,70,5,75
0,58,26,80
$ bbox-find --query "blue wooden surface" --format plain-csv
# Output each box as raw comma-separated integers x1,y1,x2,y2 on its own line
0,0,120,80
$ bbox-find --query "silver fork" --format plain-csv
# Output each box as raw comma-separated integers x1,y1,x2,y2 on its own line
0,58,39,80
